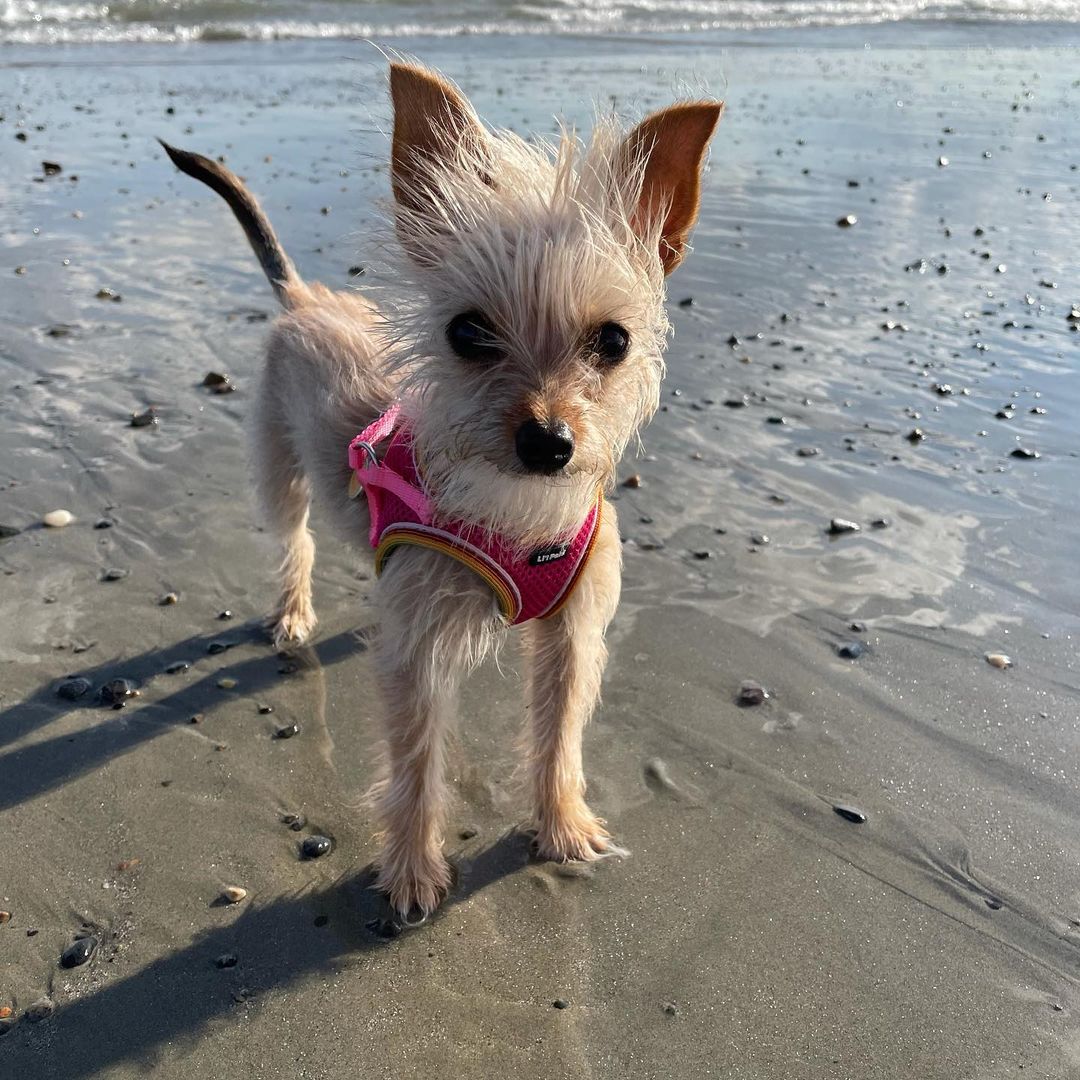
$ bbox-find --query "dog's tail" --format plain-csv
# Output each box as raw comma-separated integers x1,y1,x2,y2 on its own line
159,139,302,308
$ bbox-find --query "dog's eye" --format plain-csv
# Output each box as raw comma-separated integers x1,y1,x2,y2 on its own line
447,311,503,362
593,322,630,364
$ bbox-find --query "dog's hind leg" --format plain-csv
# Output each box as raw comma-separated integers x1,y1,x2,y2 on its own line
253,402,318,647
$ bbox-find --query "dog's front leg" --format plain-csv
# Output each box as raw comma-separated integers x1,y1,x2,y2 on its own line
372,551,500,919
524,512,624,862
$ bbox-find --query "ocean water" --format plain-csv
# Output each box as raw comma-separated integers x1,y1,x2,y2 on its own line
2,0,1079,44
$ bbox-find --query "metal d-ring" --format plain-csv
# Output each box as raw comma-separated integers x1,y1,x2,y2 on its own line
354,440,380,469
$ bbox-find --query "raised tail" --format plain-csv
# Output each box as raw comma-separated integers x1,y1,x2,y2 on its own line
159,139,302,307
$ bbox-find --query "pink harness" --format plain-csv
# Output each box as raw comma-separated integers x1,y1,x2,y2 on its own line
348,405,602,625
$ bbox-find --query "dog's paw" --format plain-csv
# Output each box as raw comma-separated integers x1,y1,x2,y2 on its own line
267,605,317,648
375,849,453,923
532,807,627,863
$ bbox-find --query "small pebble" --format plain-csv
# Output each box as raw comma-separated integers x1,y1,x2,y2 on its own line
217,609,234,620
870,518,889,529
159,592,179,605
275,723,299,739
906,428,925,443
217,677,238,690
43,509,73,528
622,474,642,488
282,813,306,832
692,550,712,560
130,407,158,428
164,660,190,675
797,447,820,457
60,936,97,968
459,826,479,840
662,1002,678,1017
222,886,247,904
1011,447,1040,459
837,214,857,227
750,533,769,546
258,704,273,715
101,567,129,581
0,1006,12,1020
57,676,92,701
985,653,1012,669
833,804,867,824
828,518,861,535
0,910,10,924
678,296,694,307
738,680,769,706
189,713,203,724
837,641,865,659
553,999,569,1010
96,287,120,301
301,835,332,859
207,640,231,655
99,678,138,708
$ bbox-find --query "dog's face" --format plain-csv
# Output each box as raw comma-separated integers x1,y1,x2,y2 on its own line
384,64,722,544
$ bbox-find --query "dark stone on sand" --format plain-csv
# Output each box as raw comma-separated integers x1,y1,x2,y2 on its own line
553,999,569,1010
42,160,62,175
60,936,97,968
985,897,1003,910
766,415,787,424
933,383,953,396
678,296,694,307
215,953,238,969
258,704,273,714
1030,406,1046,415
165,660,190,675
622,474,642,488
906,428,925,443
275,723,299,740
207,640,232,655
995,408,1014,419
662,1002,678,1017
301,835,332,859
46,323,75,337
750,533,769,546
100,678,137,708
1011,447,1040,459
57,676,92,700
828,518,861,535
217,609,234,620
459,826,478,840
692,550,712,560
348,265,365,277
737,680,769,706
870,518,889,529
101,567,129,581
202,371,229,386
159,592,179,605
94,519,113,530
724,396,748,408
837,214,857,227
130,407,158,428
96,287,121,301
282,813,306,832
15,132,27,142
832,804,867,824
25,998,54,1023
797,447,819,457
837,641,865,659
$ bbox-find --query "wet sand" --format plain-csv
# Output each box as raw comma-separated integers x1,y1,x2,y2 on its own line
2,27,1080,1078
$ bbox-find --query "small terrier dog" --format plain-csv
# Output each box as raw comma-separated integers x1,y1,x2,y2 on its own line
163,61,721,921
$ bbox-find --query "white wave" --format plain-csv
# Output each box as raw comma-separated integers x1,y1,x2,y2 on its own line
3,0,1080,44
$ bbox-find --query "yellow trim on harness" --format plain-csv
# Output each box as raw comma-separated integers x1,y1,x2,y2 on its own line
375,527,519,621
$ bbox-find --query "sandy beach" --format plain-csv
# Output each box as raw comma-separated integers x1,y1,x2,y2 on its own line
2,23,1080,1078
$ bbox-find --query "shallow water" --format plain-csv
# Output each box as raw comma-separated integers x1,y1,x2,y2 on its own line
1,27,1079,1079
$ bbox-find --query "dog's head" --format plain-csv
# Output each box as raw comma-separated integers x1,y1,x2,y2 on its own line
383,63,722,544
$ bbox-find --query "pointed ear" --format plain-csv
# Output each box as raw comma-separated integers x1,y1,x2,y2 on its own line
621,101,723,275
389,62,487,220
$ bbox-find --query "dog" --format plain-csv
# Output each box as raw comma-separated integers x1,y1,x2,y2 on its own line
162,61,721,921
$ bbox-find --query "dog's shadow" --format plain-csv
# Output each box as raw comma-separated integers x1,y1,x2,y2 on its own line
0,831,535,1075
0,622,370,813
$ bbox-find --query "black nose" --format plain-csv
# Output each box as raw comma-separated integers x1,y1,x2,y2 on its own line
515,418,574,474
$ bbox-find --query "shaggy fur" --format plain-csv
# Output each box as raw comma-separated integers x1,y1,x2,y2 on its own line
162,61,721,919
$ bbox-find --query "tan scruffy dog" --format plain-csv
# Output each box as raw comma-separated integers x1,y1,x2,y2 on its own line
162,61,721,923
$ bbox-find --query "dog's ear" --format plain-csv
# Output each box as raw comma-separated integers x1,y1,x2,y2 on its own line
621,101,723,275
389,62,487,227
